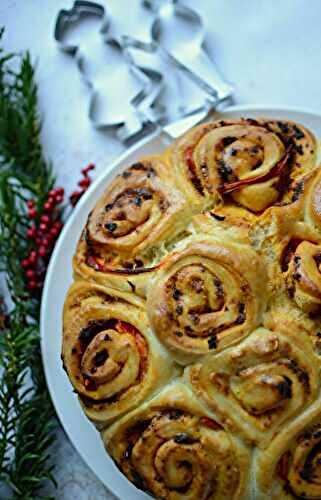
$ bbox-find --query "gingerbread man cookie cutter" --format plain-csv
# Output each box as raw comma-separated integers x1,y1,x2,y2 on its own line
54,0,233,142
54,1,164,141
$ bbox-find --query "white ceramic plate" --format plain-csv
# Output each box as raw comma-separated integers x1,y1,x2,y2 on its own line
40,105,321,500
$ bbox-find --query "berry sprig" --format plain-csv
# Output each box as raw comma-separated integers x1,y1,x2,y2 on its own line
21,164,95,293
70,163,95,206
22,188,64,291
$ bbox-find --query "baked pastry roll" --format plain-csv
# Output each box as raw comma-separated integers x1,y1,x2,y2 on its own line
255,200,321,315
61,116,321,498
147,237,267,363
187,313,320,448
62,281,177,428
284,240,321,313
168,118,317,213
73,157,190,296
102,382,251,500
255,401,321,499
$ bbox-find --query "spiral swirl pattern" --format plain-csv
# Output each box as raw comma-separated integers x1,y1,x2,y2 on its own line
255,402,321,499
283,241,321,313
147,238,266,363
62,117,321,498
188,317,320,448
103,384,250,500
62,281,176,427
169,118,316,212
73,157,189,294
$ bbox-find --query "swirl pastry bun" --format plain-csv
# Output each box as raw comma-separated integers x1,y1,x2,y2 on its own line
62,117,321,499
103,383,251,500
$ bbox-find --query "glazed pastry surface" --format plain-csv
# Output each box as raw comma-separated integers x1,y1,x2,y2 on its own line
62,118,321,499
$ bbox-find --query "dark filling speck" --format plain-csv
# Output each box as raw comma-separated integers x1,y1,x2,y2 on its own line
235,303,246,324
93,349,109,367
79,319,116,344
133,196,142,207
168,409,184,420
217,160,233,182
291,181,304,202
293,125,305,140
222,136,236,147
208,335,217,350
173,289,182,300
174,433,196,445
277,121,290,135
136,188,153,200
276,376,292,399
176,305,183,315
210,213,225,221
105,222,117,232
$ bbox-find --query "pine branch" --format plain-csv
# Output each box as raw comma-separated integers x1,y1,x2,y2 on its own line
0,28,60,498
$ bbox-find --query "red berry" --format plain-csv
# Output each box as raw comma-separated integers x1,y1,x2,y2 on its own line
29,251,37,265
55,194,64,204
21,259,30,269
27,226,37,239
27,280,37,290
40,214,50,224
44,201,53,212
50,227,59,238
56,187,64,196
82,164,95,174
41,237,50,248
78,177,90,189
36,237,42,245
48,189,57,198
28,208,37,219
70,190,82,206
39,223,48,232
26,269,36,279
27,200,35,209
38,246,47,257
53,221,63,231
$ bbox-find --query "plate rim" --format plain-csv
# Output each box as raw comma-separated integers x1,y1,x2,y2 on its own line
40,104,321,499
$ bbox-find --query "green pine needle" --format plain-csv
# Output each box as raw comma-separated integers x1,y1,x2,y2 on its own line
0,28,60,498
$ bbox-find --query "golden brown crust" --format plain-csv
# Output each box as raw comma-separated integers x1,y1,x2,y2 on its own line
62,117,321,499
73,156,191,296
62,281,177,428
168,118,317,212
102,383,251,500
187,315,320,449
147,237,267,364
255,401,321,499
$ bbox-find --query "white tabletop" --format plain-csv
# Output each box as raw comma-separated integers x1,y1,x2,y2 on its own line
1,0,321,497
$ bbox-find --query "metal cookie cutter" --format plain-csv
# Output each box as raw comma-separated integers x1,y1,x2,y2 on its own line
145,0,233,104
54,1,163,141
54,0,234,142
